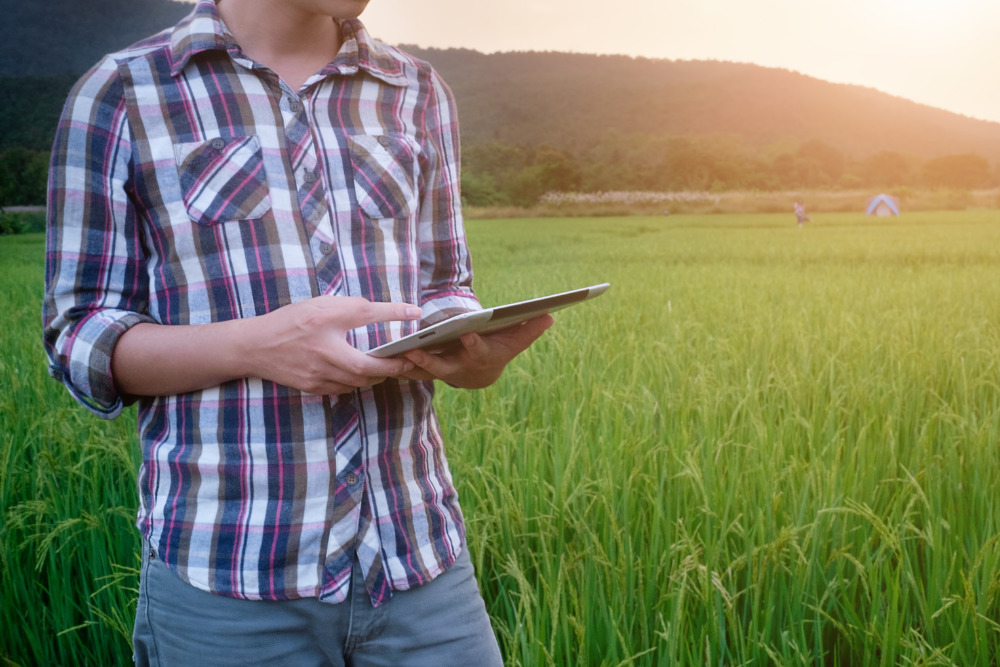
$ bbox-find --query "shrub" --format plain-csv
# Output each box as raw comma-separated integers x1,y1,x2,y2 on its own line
0,210,46,235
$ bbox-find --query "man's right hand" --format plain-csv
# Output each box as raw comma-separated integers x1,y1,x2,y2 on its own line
112,295,422,398
249,296,421,395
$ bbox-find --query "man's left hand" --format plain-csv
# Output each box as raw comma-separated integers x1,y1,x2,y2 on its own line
402,315,554,388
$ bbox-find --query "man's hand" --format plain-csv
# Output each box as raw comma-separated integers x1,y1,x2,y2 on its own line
112,295,423,397
402,314,553,389
250,296,423,395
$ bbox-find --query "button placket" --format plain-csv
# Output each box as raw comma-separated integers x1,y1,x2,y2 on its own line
283,92,330,225
281,89,343,294
313,235,342,295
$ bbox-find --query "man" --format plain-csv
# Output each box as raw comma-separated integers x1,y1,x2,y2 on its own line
43,0,550,663
794,200,810,226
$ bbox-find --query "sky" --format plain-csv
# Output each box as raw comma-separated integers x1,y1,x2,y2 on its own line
355,0,1000,124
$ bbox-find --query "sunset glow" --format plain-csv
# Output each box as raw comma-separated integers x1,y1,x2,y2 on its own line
360,0,1000,123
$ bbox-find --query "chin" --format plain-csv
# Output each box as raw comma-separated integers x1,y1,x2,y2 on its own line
331,0,371,19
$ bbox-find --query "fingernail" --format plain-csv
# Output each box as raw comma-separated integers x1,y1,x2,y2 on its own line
406,306,422,318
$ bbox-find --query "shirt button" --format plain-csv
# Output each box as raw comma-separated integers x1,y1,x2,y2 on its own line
345,473,359,486
303,170,317,184
377,135,391,147
210,137,226,150
319,242,333,255
288,98,303,113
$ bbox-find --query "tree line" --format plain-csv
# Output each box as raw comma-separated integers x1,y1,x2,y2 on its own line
460,134,996,207
3,136,994,210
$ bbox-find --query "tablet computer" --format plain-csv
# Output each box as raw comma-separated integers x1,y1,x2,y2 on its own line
368,282,610,358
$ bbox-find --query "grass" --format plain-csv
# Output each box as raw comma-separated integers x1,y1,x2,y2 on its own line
4,210,1000,665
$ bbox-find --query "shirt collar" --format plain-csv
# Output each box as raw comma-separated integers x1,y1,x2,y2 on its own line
327,19,409,87
169,0,408,87
168,0,228,76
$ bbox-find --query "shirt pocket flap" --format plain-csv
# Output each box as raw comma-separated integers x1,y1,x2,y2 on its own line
174,135,272,225
347,134,416,220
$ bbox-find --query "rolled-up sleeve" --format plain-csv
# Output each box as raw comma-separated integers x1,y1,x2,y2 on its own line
42,58,154,418
416,69,480,326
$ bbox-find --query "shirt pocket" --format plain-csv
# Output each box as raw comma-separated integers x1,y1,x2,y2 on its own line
174,135,272,226
346,134,417,220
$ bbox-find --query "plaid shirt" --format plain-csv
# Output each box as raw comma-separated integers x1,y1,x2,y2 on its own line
42,0,480,606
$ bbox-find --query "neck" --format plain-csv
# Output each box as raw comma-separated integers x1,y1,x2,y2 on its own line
217,0,344,90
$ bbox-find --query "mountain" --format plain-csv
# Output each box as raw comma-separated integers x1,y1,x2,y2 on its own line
3,0,1000,166
0,0,191,77
402,47,1000,164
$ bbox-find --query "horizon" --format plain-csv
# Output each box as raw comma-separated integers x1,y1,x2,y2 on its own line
355,0,1000,125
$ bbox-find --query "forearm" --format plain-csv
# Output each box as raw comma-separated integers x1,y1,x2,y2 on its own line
111,319,255,397
110,296,422,399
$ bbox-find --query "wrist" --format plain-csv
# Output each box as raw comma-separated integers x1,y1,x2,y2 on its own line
220,315,266,381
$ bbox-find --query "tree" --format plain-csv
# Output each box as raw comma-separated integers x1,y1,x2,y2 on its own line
860,151,914,187
460,171,508,207
921,153,993,189
462,142,582,206
797,140,845,185
0,148,48,206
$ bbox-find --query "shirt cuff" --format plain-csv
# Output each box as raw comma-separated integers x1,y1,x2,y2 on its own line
420,290,481,327
50,309,156,419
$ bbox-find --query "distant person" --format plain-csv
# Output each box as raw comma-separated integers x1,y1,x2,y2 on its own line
42,0,553,664
794,200,810,226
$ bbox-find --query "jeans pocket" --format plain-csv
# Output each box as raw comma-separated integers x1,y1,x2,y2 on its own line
175,135,272,225
347,133,417,220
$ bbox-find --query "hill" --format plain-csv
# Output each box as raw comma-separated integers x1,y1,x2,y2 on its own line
3,0,999,164
0,0,191,77
403,47,1000,164
2,3,999,205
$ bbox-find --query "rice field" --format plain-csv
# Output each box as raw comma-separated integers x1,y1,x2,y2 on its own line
4,210,1000,665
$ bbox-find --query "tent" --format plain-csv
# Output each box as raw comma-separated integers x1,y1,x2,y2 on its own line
866,194,900,217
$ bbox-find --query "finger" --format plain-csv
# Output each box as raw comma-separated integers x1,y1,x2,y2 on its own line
459,331,487,354
367,356,416,378
404,349,456,378
400,367,436,381
458,332,504,366
515,315,554,348
517,314,555,340
311,368,393,394
327,383,356,396
337,298,422,328
476,315,554,355
322,346,415,383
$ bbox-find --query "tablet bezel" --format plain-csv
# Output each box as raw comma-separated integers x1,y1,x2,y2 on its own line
367,282,610,358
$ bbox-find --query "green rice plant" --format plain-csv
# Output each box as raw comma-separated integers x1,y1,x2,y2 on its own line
5,210,1000,665
1,235,141,665
441,211,1000,665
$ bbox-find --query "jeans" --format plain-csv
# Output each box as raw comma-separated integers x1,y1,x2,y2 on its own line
132,541,504,666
